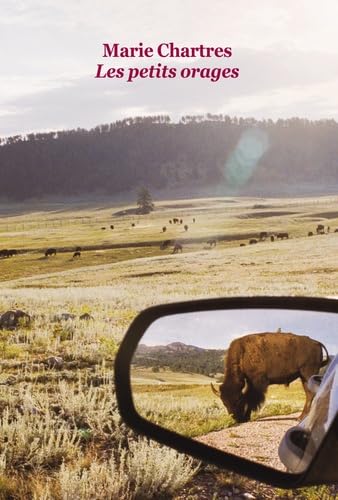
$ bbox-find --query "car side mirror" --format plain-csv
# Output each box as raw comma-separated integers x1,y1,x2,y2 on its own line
115,296,338,489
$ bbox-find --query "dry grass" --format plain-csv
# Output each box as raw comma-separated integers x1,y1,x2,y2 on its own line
1,194,338,285
131,378,305,438
0,194,337,498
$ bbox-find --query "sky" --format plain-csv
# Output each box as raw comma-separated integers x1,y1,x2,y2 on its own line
2,1,338,136
141,309,338,355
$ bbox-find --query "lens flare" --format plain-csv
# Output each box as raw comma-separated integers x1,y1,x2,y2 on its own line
224,128,269,190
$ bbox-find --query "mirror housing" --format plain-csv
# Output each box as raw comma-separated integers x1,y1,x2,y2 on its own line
114,296,338,488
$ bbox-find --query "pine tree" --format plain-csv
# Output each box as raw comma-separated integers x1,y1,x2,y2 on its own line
137,187,154,214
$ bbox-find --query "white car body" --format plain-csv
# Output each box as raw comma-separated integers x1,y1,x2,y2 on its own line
278,355,338,473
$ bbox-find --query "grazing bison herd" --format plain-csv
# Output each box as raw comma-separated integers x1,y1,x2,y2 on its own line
0,249,18,258
239,224,333,247
0,216,337,263
211,332,329,423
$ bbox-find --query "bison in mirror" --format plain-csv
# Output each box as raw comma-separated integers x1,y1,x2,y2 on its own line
211,332,329,423
129,306,336,472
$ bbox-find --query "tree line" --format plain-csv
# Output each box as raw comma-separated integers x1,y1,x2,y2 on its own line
1,115,337,200
133,345,226,376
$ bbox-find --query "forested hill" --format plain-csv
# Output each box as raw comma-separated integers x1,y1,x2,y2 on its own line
1,115,338,200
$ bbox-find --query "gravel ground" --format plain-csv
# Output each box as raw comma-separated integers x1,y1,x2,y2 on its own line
174,414,338,499
196,413,300,470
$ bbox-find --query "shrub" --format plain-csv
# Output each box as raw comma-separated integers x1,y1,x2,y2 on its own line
126,438,199,498
0,408,79,472
55,380,121,439
58,438,199,499
58,450,130,500
0,341,25,359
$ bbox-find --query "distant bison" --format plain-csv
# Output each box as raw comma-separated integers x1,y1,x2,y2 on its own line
75,246,82,252
240,243,246,247
259,231,268,240
335,229,338,233
184,225,188,231
0,310,31,330
249,239,257,245
270,235,275,242
308,231,313,237
162,226,167,232
192,218,196,223
45,248,56,257
172,243,183,254
131,223,135,227
211,332,329,423
277,232,289,240
73,251,81,258
0,249,9,258
316,224,325,235
207,239,217,247
110,225,114,230
7,249,18,257
173,218,179,224
160,240,172,250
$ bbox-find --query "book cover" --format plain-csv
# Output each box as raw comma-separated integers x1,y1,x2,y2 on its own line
0,2,337,498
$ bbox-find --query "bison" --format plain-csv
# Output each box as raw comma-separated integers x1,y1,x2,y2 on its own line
73,251,81,258
316,224,325,234
277,232,289,240
184,224,188,231
249,239,257,245
160,239,172,250
207,239,217,247
172,243,183,254
259,231,268,241
45,248,56,257
211,332,329,423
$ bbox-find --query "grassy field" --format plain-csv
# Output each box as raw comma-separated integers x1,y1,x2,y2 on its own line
131,368,305,438
0,194,337,498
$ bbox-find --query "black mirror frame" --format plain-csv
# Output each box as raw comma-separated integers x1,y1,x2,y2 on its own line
114,296,338,489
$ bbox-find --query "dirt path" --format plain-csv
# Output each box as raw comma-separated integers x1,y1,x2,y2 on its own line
197,413,299,470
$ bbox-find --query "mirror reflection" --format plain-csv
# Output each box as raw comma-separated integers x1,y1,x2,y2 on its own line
130,309,338,472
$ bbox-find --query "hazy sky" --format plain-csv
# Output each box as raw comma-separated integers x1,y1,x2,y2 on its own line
141,309,338,355
2,1,338,135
